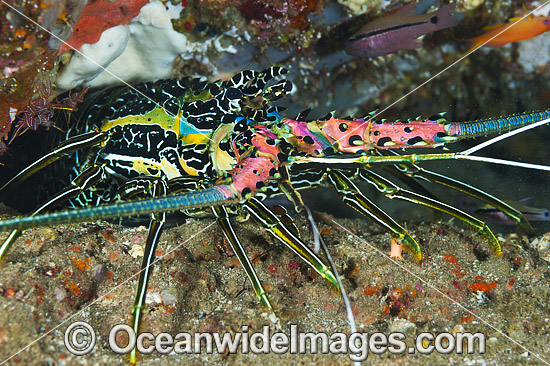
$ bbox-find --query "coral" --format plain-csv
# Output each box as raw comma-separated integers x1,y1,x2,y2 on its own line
337,0,389,16
55,1,238,90
58,0,149,54
517,33,550,72
459,0,486,11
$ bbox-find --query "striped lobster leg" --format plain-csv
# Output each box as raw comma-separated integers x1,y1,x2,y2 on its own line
357,169,501,255
382,161,535,234
0,131,108,200
0,130,109,261
276,165,324,252
363,110,548,236
244,197,339,289
379,164,440,202
119,178,168,365
212,205,273,310
327,169,423,261
0,165,106,259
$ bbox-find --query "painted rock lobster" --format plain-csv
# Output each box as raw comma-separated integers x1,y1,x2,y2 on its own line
0,66,549,362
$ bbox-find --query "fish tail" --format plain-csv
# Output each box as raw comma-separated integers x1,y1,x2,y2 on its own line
432,3,458,31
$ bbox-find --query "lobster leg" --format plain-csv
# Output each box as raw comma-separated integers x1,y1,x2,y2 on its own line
296,150,534,234
388,161,534,234
357,169,502,255
0,131,108,199
212,205,273,310
277,165,323,252
0,165,105,260
379,164,439,201
121,178,167,365
244,197,339,288
327,169,423,261
270,205,301,239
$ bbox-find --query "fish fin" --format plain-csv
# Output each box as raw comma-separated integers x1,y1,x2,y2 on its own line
432,3,458,31
518,197,534,205
481,23,506,31
507,16,529,23
403,39,423,50
522,4,533,20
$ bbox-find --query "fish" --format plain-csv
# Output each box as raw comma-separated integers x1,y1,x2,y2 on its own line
345,2,458,58
464,15,550,54
475,198,550,226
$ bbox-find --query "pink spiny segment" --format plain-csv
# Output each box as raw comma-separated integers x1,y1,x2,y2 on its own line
216,116,461,201
282,116,454,153
215,155,278,200
217,127,282,200
367,118,453,149
280,117,372,155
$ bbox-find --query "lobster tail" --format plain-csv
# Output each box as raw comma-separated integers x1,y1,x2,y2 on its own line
449,109,550,139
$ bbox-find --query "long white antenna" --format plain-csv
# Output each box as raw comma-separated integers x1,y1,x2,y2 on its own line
456,155,550,171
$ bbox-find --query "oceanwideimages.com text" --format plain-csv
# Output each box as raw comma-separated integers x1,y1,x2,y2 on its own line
105,324,485,361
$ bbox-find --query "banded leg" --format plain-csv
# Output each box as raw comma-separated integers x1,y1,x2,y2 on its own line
409,166,533,234
118,178,167,365
277,165,322,252
213,205,273,310
270,205,301,239
381,152,534,234
0,131,108,199
379,165,439,201
327,169,423,262
358,169,501,255
244,197,338,288
0,165,105,260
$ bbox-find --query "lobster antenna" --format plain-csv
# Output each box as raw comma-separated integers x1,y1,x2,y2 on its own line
303,205,322,253
456,155,550,171
460,118,550,156
0,189,238,232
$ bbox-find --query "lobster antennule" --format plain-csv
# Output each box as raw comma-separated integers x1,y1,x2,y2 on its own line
328,109,550,152
448,109,550,139
0,188,238,232
279,109,550,156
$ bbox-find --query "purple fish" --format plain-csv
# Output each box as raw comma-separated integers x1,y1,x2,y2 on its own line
345,2,457,58
475,198,550,226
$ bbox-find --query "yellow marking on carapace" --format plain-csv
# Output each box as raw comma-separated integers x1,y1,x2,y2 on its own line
160,158,182,180
213,147,237,172
178,157,199,176
180,133,210,145
186,89,212,103
132,159,162,177
101,107,180,133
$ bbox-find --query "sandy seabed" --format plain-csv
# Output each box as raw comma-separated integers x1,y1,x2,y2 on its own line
0,203,549,366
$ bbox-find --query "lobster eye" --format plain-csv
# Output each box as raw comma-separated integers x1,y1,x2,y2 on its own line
545,19,550,25
225,87,242,100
